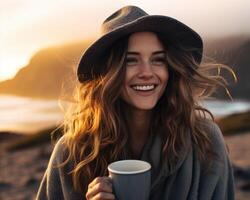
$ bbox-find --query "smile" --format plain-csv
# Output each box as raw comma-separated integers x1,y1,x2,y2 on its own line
131,84,156,91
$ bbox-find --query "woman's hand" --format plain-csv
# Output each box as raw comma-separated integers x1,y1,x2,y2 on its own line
86,176,115,200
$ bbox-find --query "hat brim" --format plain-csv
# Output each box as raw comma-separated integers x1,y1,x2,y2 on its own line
77,15,203,82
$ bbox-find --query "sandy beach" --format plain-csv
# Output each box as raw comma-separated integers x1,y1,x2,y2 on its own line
1,131,250,200
0,135,53,200
225,132,250,200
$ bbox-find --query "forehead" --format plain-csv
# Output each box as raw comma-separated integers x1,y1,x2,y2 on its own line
127,31,165,51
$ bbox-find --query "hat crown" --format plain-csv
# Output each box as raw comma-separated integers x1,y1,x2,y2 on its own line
77,5,203,82
101,6,148,35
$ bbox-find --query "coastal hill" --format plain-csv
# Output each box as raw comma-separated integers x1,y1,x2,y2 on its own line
0,35,249,100
0,40,92,99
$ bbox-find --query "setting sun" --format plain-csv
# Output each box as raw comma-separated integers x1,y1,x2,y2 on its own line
0,50,31,81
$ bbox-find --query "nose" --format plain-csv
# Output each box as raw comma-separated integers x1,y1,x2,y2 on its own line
137,61,154,79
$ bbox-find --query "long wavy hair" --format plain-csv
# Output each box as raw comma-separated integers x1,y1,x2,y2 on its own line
59,32,235,195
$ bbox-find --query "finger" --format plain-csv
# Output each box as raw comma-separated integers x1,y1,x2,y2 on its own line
88,177,102,189
102,176,113,186
92,192,115,200
100,176,112,183
93,181,113,194
87,180,113,199
89,177,112,189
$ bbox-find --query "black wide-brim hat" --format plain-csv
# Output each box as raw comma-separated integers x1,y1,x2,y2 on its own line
77,5,203,83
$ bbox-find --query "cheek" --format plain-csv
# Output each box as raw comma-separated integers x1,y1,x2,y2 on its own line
121,71,132,96
120,81,129,101
161,68,169,86
120,69,127,96
157,69,169,97
164,74,169,86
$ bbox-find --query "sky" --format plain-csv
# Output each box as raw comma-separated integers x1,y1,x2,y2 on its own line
0,0,250,81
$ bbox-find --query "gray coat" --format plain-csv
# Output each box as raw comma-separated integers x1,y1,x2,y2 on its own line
36,121,235,200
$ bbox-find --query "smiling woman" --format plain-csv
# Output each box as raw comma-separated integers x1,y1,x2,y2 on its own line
36,5,235,200
121,32,169,111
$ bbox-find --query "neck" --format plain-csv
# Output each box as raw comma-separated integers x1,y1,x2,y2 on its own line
124,106,152,141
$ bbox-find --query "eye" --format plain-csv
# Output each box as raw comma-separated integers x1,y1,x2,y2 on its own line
151,57,166,66
125,57,138,66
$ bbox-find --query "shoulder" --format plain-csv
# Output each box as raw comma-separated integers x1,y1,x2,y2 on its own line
50,135,70,165
201,119,228,157
202,119,224,142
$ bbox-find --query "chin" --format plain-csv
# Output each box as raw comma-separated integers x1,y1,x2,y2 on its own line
132,101,158,111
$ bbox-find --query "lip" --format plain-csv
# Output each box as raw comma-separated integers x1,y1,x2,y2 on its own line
130,83,158,87
133,90,155,96
130,83,158,92
129,85,158,96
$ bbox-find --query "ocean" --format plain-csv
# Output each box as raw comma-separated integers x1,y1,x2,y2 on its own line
0,95,63,134
0,95,250,134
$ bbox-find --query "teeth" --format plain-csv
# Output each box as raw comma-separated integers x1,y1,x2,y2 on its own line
132,85,155,91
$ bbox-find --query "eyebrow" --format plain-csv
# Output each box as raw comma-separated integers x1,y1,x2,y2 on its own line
126,50,166,56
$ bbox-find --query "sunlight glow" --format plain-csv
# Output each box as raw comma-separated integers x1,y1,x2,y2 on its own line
0,53,30,81
0,0,249,81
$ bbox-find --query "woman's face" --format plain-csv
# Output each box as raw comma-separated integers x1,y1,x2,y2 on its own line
121,31,169,111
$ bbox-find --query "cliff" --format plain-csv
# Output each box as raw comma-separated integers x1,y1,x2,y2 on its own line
0,36,249,100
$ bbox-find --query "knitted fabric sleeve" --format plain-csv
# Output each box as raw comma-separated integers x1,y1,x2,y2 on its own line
35,136,83,200
198,121,235,200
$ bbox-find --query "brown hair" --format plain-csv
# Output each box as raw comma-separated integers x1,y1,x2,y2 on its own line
59,32,235,195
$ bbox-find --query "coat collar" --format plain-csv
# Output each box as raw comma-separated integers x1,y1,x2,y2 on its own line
140,130,192,190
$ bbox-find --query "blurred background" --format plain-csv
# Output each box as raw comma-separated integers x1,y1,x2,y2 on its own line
0,0,250,199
